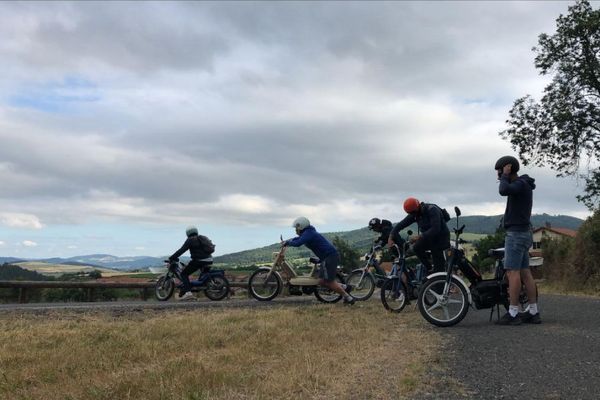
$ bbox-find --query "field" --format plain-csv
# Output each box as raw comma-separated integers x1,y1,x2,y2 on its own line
14,262,147,278
0,301,443,400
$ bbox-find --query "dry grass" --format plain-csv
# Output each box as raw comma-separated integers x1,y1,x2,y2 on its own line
0,301,441,400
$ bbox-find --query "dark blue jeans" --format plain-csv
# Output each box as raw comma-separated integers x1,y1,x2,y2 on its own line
180,260,212,295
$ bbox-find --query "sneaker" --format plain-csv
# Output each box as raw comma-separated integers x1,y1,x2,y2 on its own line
495,312,522,326
343,296,356,305
519,312,542,324
177,292,195,301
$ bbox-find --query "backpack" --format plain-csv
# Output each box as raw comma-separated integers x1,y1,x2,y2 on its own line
428,203,451,223
197,235,216,255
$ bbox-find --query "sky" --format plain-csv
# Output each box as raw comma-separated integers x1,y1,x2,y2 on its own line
0,1,594,258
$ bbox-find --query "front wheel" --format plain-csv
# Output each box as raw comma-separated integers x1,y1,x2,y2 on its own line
205,276,230,301
417,275,469,327
155,276,175,301
345,270,375,301
380,278,408,313
314,274,344,303
248,268,282,301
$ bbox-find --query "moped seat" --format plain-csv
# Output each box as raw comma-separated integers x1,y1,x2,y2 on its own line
488,248,505,258
309,257,321,264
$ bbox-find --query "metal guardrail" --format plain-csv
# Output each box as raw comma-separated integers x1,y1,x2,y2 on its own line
0,280,249,303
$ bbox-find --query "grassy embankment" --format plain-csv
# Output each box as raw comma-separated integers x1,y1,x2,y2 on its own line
0,301,447,400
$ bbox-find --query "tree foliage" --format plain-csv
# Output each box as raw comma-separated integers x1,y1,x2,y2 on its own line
332,236,361,272
501,0,600,210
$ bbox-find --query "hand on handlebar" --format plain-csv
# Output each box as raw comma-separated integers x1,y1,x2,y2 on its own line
409,235,421,244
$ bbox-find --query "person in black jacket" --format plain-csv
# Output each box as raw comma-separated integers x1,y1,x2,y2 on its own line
494,155,540,326
169,226,214,301
388,197,450,274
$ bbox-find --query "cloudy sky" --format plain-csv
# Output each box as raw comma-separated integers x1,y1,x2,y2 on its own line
0,1,593,258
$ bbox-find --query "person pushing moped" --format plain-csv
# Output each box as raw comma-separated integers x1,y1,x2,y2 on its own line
283,217,355,305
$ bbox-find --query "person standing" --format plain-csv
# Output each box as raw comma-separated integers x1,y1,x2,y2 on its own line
495,155,541,325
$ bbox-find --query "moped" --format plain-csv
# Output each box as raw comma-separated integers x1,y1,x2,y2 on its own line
155,260,230,301
417,207,535,327
345,244,389,301
247,241,345,303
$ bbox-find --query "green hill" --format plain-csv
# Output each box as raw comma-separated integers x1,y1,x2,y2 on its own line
214,213,584,267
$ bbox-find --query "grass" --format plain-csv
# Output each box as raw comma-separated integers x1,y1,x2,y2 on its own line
0,301,440,400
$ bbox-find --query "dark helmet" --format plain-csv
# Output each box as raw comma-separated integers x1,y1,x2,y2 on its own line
495,155,520,174
368,218,381,230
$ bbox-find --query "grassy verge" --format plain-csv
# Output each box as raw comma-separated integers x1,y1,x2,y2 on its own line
0,301,440,400
537,280,600,298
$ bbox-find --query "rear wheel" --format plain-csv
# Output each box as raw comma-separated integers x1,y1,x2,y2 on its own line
314,274,343,303
417,275,469,327
155,276,175,301
248,268,282,301
380,278,408,313
205,276,230,301
345,270,375,301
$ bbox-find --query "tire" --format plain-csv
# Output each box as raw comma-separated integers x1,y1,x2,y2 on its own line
248,268,282,301
314,274,343,303
345,270,375,301
417,275,469,327
155,276,175,301
205,276,230,301
380,278,408,313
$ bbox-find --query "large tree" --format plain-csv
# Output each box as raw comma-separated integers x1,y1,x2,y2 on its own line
501,0,600,210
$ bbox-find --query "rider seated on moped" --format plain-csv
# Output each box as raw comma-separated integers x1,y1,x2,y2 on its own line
388,197,450,276
168,226,215,301
368,217,404,259
283,217,355,305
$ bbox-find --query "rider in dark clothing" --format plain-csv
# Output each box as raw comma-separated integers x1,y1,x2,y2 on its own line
389,198,450,273
368,218,403,257
169,226,214,300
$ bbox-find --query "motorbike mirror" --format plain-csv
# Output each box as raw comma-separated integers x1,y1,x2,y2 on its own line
454,206,461,217
280,234,283,242
407,230,413,235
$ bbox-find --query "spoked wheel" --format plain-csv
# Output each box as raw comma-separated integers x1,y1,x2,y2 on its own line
418,275,469,327
314,274,343,303
205,276,230,301
155,276,175,301
345,270,375,301
380,278,408,313
248,268,282,301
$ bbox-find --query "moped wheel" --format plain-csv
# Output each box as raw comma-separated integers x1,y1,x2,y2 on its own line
155,276,175,301
380,278,408,313
314,274,343,303
345,270,375,301
417,275,469,327
205,276,230,301
248,268,282,301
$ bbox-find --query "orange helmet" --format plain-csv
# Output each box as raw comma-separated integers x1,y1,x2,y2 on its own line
403,197,420,214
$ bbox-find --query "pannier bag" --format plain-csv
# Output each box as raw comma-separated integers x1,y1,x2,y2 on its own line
470,279,507,309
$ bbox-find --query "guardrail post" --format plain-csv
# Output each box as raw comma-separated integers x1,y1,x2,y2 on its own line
141,288,149,301
87,288,95,302
19,288,27,303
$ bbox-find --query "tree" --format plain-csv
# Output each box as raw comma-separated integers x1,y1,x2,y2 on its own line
500,0,600,210
332,236,361,272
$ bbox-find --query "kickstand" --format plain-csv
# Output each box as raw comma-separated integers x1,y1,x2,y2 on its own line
489,306,494,322
489,304,500,322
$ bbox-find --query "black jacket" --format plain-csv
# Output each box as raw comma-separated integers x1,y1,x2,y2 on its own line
499,174,536,231
374,219,403,246
391,203,450,245
169,235,213,261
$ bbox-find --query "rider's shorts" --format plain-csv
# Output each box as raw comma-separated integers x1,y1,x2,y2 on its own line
504,230,533,270
320,252,340,282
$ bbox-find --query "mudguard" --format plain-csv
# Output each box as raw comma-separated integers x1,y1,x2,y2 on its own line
424,272,473,306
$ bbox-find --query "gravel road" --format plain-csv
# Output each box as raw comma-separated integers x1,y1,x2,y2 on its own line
417,293,600,400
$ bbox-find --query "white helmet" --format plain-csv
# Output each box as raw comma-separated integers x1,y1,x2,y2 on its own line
185,226,198,237
292,216,310,231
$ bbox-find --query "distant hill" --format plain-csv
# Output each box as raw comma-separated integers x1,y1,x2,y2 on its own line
0,214,584,270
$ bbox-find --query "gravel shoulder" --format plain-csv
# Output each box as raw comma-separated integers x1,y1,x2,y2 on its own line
417,293,600,400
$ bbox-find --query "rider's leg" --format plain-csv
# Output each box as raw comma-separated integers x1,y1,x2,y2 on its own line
319,253,353,302
412,240,434,273
520,268,538,310
503,230,534,318
430,248,447,273
180,260,201,295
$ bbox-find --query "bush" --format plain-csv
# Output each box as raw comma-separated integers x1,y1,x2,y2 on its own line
544,210,600,293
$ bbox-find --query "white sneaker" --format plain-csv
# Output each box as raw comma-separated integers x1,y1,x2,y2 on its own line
177,292,195,301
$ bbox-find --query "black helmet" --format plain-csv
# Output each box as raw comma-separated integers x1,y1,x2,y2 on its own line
495,155,520,174
368,218,381,230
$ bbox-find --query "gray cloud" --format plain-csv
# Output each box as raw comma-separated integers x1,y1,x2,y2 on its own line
0,1,591,249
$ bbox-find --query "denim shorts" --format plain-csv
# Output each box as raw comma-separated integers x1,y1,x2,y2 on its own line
319,253,339,282
504,230,533,270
